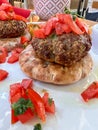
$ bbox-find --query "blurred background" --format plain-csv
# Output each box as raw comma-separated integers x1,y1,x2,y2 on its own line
9,0,98,21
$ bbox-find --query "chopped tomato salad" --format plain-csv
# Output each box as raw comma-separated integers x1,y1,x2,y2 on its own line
10,79,55,124
81,81,98,102
33,14,89,38
0,3,27,22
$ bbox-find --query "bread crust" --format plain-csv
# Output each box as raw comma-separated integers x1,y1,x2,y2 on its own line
19,45,93,85
0,30,31,52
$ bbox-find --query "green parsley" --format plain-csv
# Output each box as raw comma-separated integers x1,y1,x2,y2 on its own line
34,123,42,130
48,98,53,106
12,98,33,116
64,7,83,20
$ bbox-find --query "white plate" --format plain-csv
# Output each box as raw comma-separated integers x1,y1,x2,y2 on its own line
0,49,98,130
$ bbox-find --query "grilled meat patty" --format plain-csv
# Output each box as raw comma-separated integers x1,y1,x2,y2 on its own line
32,33,92,66
0,20,27,38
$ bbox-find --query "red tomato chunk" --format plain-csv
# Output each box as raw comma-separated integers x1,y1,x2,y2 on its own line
0,69,8,81
81,81,98,102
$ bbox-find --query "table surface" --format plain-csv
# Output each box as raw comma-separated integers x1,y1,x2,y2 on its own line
83,19,98,27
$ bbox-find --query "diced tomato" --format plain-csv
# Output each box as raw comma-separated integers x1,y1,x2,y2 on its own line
11,109,19,124
44,21,52,35
0,47,8,63
21,36,29,44
7,47,22,63
12,48,23,54
0,69,8,81
0,10,9,20
42,92,55,114
27,88,46,122
21,79,33,89
56,13,66,23
7,53,19,63
33,29,46,39
55,22,64,35
44,17,58,35
81,81,98,102
0,3,13,12
75,18,88,33
10,83,22,98
63,24,71,33
64,14,83,34
11,92,22,103
10,82,28,103
13,14,27,23
17,108,34,123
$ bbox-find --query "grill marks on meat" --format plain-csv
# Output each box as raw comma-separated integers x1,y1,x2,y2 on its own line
0,20,27,38
32,33,92,66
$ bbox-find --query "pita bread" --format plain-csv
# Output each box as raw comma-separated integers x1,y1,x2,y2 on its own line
19,45,93,85
0,30,31,52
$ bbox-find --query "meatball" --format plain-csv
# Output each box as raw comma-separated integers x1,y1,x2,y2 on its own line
32,33,92,66
0,20,27,38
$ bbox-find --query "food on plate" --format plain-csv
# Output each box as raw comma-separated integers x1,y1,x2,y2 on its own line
0,46,8,63
32,33,91,66
7,48,23,63
19,14,93,85
81,81,98,102
0,69,8,81
10,79,55,124
0,3,31,52
0,20,26,38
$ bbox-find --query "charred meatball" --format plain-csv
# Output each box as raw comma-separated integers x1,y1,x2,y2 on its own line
0,20,27,38
32,33,92,66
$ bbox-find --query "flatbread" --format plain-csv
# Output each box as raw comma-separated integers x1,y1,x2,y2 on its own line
19,45,93,85
0,30,31,52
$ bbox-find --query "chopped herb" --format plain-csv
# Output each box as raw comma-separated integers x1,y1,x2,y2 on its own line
49,33,57,39
64,7,83,19
12,98,34,116
48,98,53,106
34,123,42,130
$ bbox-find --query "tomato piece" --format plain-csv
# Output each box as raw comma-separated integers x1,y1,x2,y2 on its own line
17,108,34,123
81,82,98,102
11,92,22,103
13,14,27,23
11,109,19,124
7,48,22,63
0,3,13,12
10,83,22,98
44,21,52,35
7,53,19,63
33,29,46,39
63,24,71,33
21,79,33,89
64,14,83,34
0,69,8,81
42,92,55,114
56,13,65,23
75,18,88,33
0,10,9,20
12,48,23,54
10,82,28,103
44,17,58,35
21,36,29,44
55,22,64,35
27,88,46,121
0,47,7,63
